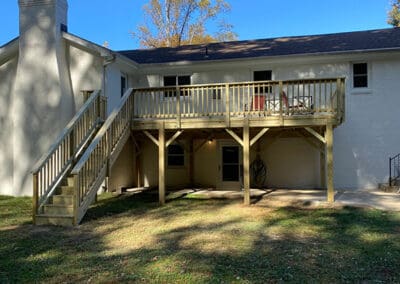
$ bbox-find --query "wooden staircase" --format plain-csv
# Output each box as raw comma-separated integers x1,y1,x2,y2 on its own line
32,89,134,226
35,176,75,226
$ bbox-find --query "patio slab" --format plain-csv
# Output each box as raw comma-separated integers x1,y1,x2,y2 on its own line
165,188,400,211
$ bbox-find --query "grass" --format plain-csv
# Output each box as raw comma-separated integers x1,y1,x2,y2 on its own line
0,191,400,283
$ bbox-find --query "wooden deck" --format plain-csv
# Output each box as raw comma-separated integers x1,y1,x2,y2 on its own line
131,78,345,130
130,77,345,206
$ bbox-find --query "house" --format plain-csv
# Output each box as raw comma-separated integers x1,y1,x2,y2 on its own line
1,0,400,225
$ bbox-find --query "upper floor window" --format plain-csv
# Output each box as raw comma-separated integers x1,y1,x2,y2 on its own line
163,75,191,97
353,63,368,88
121,75,127,97
254,70,272,93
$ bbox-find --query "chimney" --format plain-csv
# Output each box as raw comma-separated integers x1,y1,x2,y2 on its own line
11,0,74,195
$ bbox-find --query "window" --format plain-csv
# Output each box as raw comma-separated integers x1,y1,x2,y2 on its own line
163,75,191,97
167,144,185,166
353,63,368,88
121,75,127,97
254,70,272,93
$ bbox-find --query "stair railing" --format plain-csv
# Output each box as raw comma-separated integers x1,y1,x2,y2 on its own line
32,91,107,217
389,153,400,186
70,88,134,225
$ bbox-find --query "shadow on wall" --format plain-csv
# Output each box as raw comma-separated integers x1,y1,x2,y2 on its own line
68,44,103,110
0,57,18,195
11,11,75,196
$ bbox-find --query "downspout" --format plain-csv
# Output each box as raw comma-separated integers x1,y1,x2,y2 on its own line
102,53,116,115
101,54,115,193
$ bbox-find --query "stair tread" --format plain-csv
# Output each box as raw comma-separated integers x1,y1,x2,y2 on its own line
36,214,74,218
44,204,73,208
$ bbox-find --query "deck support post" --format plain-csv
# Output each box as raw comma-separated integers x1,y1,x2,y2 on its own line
325,123,334,203
243,120,250,205
189,138,194,187
136,145,141,188
320,148,326,189
158,124,166,205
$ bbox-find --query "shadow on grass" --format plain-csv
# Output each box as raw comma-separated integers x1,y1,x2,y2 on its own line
1,193,400,283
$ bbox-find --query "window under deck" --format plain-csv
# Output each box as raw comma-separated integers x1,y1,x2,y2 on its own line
132,78,345,130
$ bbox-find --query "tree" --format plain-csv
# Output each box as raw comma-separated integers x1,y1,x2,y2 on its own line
388,0,400,27
134,0,237,48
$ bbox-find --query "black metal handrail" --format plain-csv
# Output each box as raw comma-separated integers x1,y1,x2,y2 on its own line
389,153,400,186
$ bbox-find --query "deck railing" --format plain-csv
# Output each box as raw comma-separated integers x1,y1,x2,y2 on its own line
133,78,345,123
32,91,107,216
70,88,134,224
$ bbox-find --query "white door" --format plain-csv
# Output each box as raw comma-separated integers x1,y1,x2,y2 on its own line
217,141,242,190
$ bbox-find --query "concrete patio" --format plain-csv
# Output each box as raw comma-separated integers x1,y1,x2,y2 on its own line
163,188,400,211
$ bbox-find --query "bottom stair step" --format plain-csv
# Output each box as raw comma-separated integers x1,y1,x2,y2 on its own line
44,204,74,215
35,214,74,227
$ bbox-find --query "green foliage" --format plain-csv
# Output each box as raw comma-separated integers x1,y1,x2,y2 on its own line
134,0,237,48
388,0,400,27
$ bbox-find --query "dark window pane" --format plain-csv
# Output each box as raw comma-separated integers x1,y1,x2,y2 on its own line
223,146,239,164
164,76,176,86
121,76,126,97
254,71,272,93
168,156,184,166
254,70,272,81
168,144,184,155
223,165,239,181
354,76,368,88
167,144,184,166
178,76,191,85
353,63,367,75
213,89,221,99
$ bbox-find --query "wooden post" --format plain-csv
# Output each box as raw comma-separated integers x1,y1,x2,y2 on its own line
325,123,334,203
225,84,230,127
136,153,141,188
320,148,326,189
176,86,181,128
158,124,166,205
278,81,284,123
189,138,194,187
32,174,38,224
73,174,79,226
243,120,250,205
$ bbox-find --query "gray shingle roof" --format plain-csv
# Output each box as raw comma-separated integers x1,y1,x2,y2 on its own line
118,28,400,64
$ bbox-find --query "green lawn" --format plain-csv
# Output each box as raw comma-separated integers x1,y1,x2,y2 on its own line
1,191,400,283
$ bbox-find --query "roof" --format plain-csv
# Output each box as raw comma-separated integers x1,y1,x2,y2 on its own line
0,37,19,65
62,32,139,69
118,28,400,64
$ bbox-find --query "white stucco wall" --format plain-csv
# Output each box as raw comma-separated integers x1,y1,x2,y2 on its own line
68,45,103,109
334,57,400,189
0,56,18,195
138,136,321,189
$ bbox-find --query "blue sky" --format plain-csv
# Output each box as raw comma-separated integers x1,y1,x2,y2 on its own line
0,0,393,50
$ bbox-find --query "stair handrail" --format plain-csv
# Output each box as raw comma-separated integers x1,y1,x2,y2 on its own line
389,153,400,186
70,88,134,224
32,90,107,217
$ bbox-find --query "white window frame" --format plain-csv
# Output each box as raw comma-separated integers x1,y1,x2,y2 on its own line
167,143,186,168
351,62,372,94
161,74,191,100
121,73,128,97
